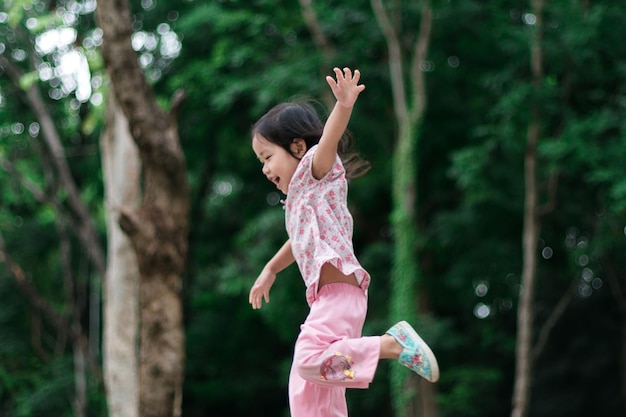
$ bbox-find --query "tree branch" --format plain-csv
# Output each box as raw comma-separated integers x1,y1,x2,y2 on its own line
371,0,408,122
0,232,68,336
298,0,337,107
0,231,103,382
0,54,106,276
298,0,336,59
532,277,577,360
409,0,432,122
169,88,187,120
0,155,86,252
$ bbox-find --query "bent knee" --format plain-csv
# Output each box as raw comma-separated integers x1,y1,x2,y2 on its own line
296,351,356,383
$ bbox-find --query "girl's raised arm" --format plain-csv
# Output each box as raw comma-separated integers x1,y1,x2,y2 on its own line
311,67,365,180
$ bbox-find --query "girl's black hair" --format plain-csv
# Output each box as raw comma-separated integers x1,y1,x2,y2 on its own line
251,100,370,179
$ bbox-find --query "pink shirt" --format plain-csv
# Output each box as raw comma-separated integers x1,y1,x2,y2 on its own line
284,145,370,306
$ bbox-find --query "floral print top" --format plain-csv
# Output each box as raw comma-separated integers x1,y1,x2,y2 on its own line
284,145,370,306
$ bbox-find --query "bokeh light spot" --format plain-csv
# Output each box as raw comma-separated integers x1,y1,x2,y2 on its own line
474,303,491,319
591,278,602,290
447,56,460,68
474,281,489,297
266,192,281,206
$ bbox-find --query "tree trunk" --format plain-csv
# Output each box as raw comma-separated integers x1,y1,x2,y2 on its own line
72,329,87,417
605,260,626,400
511,1,544,417
370,1,436,416
95,2,190,416
101,90,141,417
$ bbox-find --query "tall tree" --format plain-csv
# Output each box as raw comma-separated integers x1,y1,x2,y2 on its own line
370,0,437,416
512,1,544,416
101,90,141,417
95,1,190,416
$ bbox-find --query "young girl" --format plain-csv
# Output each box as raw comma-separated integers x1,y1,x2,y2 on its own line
249,67,439,417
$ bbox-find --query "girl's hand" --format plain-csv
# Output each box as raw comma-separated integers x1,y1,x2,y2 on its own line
249,266,276,309
326,67,366,109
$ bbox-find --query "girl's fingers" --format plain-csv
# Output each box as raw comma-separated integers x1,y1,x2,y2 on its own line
331,67,361,86
249,288,269,309
250,289,260,309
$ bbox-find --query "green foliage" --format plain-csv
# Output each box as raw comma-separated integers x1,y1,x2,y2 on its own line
18,71,38,91
0,269,105,417
439,366,505,417
184,291,292,416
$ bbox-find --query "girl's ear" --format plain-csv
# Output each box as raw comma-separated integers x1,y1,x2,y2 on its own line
290,138,307,158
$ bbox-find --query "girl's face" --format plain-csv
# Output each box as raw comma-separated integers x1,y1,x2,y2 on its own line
252,134,304,194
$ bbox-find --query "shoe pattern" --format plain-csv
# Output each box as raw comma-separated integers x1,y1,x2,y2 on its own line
386,321,439,383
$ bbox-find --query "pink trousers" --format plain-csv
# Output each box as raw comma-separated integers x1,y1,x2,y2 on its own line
289,283,381,417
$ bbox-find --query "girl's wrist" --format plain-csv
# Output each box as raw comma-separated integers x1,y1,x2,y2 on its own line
264,263,279,275
336,101,355,110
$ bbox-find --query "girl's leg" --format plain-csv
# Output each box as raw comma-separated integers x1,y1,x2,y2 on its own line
288,366,347,417
287,268,439,415
292,283,380,388
289,282,376,417
379,333,403,359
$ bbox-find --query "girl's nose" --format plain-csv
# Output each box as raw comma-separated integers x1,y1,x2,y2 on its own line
261,164,270,175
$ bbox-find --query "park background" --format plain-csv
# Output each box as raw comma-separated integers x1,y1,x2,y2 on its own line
1,0,625,416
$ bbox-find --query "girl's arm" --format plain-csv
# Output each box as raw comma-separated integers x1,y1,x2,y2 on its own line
249,239,295,309
312,67,365,180
265,239,295,273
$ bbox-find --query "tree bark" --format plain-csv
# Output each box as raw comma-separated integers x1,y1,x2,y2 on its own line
95,1,189,416
371,1,436,416
511,1,544,417
101,90,141,417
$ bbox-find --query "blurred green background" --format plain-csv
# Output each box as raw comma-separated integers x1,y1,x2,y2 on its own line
1,0,625,416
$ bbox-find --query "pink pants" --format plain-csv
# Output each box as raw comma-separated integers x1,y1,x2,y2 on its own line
289,283,381,417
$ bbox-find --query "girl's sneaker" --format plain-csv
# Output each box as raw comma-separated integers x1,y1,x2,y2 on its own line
386,321,439,382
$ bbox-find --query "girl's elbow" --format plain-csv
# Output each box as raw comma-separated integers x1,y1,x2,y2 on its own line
312,165,331,180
